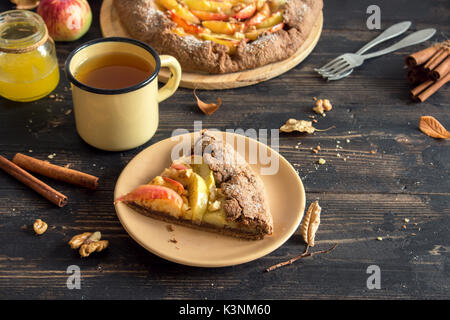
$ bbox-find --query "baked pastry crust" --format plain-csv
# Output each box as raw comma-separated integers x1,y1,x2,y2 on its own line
114,0,323,73
196,130,273,236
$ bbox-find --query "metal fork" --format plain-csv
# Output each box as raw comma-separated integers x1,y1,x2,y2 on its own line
316,21,412,78
316,28,436,81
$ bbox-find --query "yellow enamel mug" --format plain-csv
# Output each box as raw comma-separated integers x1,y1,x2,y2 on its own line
65,37,181,151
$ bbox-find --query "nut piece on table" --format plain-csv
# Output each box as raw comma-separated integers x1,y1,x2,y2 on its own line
68,232,92,249
322,99,333,111
33,219,48,235
313,99,324,115
85,231,102,243
79,240,109,258
313,99,333,115
68,231,108,257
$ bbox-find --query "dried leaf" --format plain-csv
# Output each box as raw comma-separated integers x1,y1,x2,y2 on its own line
419,116,450,139
301,201,321,247
10,0,40,9
307,208,321,247
194,89,222,116
280,119,316,134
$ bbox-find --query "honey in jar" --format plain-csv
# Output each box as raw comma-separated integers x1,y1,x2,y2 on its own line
0,10,59,102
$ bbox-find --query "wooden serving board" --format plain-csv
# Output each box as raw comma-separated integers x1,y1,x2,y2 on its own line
100,0,323,90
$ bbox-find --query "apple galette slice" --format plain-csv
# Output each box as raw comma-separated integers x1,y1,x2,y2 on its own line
115,131,273,240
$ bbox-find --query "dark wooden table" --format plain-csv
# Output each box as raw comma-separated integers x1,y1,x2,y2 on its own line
1,0,448,300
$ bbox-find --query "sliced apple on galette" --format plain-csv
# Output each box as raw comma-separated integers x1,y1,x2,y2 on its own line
115,130,273,240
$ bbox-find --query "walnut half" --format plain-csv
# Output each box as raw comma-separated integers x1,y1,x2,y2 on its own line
33,219,47,235
313,99,333,115
68,232,92,249
68,231,108,257
79,240,109,258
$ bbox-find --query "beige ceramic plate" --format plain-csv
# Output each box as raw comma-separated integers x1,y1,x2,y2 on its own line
114,132,305,267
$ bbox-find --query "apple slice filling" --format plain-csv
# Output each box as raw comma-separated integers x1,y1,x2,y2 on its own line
115,185,184,218
156,0,287,54
117,157,252,231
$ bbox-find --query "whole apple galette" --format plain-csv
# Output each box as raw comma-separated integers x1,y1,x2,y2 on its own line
115,130,273,240
113,0,323,73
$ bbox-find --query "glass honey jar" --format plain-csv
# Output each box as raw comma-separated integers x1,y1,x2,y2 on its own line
0,10,59,102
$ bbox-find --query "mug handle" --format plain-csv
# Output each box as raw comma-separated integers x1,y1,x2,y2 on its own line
157,55,182,103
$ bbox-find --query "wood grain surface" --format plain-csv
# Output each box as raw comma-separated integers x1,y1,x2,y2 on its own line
99,0,323,89
0,0,449,300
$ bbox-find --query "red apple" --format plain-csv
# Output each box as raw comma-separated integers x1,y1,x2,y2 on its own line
246,3,271,26
37,0,92,42
233,3,257,20
170,10,205,34
170,163,189,171
191,10,229,21
115,185,184,217
116,185,183,206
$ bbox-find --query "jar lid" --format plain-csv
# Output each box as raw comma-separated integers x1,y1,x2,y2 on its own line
0,10,50,54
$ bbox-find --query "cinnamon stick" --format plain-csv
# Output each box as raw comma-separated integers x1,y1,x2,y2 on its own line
424,48,449,71
416,72,450,102
12,153,99,190
405,45,440,67
423,48,444,68
431,57,450,80
407,67,428,85
406,41,449,102
0,155,67,207
410,79,434,97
